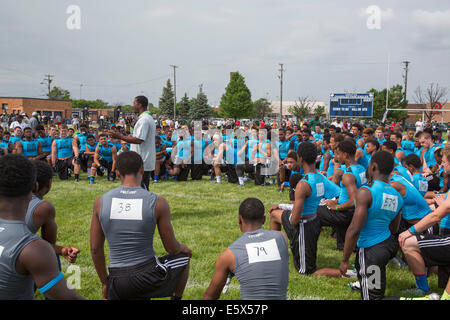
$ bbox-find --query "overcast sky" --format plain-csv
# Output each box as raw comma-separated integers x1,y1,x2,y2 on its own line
1,0,449,107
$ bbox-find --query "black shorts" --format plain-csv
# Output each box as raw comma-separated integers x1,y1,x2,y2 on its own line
355,235,399,300
107,254,190,300
417,234,450,288
55,157,73,180
281,210,321,274
317,205,354,250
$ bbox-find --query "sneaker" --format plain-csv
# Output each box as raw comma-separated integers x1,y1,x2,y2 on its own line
344,269,358,279
349,281,361,291
243,176,251,182
401,293,440,300
400,287,432,296
153,180,159,184
74,178,79,183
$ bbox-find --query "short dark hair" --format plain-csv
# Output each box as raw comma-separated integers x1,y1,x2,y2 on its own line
116,151,143,176
32,160,53,191
286,151,298,161
87,134,95,140
390,132,402,140
297,141,317,164
135,95,149,108
238,198,265,223
0,154,36,198
35,125,45,131
366,139,380,150
289,173,303,202
336,140,357,156
403,154,422,169
371,151,394,175
383,140,397,152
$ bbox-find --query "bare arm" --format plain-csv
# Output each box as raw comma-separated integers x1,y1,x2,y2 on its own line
90,197,108,299
290,181,311,225
203,249,235,300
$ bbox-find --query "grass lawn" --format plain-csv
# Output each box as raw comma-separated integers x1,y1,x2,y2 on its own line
36,172,440,300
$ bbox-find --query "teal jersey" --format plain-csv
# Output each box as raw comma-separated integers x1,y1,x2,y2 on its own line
390,174,431,221
98,143,114,163
298,173,327,217
412,173,429,197
441,191,450,229
37,135,53,153
357,180,404,248
77,133,88,152
55,137,73,159
21,139,39,157
338,164,368,205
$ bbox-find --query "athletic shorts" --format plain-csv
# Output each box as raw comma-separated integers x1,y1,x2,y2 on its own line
417,234,450,288
107,254,190,300
55,157,73,180
355,235,399,300
281,210,321,274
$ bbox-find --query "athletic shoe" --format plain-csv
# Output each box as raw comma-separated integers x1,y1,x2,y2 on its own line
349,281,361,291
74,178,79,183
153,180,159,184
400,287,432,296
242,176,251,182
343,269,358,279
400,293,440,300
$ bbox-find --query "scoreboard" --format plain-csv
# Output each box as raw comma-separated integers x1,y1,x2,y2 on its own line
329,93,373,118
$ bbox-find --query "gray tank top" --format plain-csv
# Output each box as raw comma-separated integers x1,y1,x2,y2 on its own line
0,219,41,300
99,185,158,268
228,229,289,300
25,194,43,234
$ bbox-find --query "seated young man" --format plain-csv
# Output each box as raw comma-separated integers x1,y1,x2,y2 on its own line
268,142,339,274
153,136,168,183
90,134,117,184
203,198,289,300
0,154,84,300
398,144,450,299
90,151,191,300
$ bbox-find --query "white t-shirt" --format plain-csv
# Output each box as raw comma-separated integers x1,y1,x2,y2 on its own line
131,112,156,171
415,121,424,132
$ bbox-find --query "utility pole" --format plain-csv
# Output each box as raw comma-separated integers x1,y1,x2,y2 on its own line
278,63,284,121
402,61,410,102
170,65,178,121
41,74,54,98
80,84,83,100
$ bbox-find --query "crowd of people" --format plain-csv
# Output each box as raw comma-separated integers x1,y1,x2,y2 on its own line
1,94,450,301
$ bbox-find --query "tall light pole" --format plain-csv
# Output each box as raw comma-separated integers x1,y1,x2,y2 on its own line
170,65,178,121
278,63,284,121
402,61,410,102
80,84,83,100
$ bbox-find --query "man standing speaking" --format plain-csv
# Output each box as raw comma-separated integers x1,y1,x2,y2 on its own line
110,96,155,190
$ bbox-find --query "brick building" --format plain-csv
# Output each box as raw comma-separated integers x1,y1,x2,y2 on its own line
0,97,72,119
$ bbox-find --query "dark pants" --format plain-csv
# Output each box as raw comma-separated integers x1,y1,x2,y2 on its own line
141,171,151,190
317,205,354,250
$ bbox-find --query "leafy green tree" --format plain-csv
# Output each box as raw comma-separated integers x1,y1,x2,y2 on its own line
188,85,210,120
72,99,109,109
253,98,272,119
159,79,175,118
220,72,253,120
177,93,191,120
48,86,71,100
368,84,408,122
288,96,313,120
313,105,325,118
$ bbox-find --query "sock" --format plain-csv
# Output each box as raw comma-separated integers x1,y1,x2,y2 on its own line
216,176,221,183
442,290,450,300
75,174,79,180
155,174,159,181
238,177,244,185
414,274,430,292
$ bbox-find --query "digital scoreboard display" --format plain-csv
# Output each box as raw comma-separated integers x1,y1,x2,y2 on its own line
329,93,373,118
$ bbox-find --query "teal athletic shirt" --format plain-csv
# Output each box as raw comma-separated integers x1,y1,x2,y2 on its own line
441,191,450,229
401,140,415,156
411,172,429,197
77,133,87,152
338,164,368,205
98,143,114,163
357,147,369,169
393,163,413,182
276,139,290,160
55,137,73,159
298,173,327,217
37,135,52,153
390,174,431,221
357,180,404,248
21,139,39,157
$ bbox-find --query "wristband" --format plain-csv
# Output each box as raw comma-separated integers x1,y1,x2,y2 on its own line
279,204,294,211
409,226,418,235
38,272,64,294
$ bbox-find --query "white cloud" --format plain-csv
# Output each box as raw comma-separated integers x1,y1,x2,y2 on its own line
412,9,450,28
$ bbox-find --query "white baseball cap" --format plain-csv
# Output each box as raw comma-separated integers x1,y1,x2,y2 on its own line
32,112,38,116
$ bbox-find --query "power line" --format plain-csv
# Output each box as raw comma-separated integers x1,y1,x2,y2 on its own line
40,74,54,97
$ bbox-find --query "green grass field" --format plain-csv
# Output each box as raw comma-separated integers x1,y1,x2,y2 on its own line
38,172,440,300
